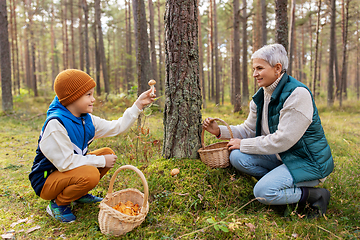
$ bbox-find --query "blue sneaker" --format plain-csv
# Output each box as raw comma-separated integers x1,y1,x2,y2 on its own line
74,194,103,204
46,200,76,223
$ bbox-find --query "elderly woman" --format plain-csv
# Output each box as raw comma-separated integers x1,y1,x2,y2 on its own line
203,44,333,216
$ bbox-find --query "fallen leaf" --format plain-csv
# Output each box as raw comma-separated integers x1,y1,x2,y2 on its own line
1,232,15,239
10,218,28,228
291,233,299,238
26,225,41,234
245,222,256,232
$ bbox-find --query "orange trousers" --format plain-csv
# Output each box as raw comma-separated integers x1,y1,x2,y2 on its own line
40,147,114,206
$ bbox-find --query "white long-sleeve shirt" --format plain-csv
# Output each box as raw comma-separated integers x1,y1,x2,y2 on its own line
39,104,142,172
219,76,314,159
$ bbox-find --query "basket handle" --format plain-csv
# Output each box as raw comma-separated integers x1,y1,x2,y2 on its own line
106,165,149,211
201,118,234,149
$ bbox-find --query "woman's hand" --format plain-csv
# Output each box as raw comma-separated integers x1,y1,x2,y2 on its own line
135,88,156,110
104,154,118,168
227,138,241,151
202,117,220,137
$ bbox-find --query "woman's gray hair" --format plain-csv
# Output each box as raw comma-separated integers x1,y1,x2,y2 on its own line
251,44,288,73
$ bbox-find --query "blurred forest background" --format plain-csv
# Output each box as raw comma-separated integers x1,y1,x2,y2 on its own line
0,0,359,112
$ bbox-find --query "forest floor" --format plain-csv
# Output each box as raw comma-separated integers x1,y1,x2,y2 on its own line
0,93,359,239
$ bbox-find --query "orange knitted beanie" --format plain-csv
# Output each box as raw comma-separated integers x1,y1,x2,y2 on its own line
54,69,96,106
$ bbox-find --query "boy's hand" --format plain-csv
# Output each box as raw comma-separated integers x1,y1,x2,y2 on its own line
203,117,220,137
104,154,118,168
135,88,156,110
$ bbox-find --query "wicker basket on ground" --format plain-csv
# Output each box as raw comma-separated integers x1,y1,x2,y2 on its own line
98,165,149,236
198,118,233,168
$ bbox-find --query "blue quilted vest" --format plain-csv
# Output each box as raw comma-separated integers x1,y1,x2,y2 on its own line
29,96,95,196
252,73,334,184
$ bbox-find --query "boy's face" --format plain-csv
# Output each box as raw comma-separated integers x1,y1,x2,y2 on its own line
67,88,95,117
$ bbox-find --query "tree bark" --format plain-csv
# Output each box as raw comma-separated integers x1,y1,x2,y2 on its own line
261,0,267,46
157,0,163,94
233,0,241,112
253,0,261,51
209,0,214,100
198,0,205,108
133,0,152,95
0,0,13,111
288,0,295,76
95,0,109,94
312,0,321,99
163,0,202,159
327,0,335,106
82,0,90,74
339,0,349,106
148,0,158,85
275,0,288,51
213,0,219,105
242,0,248,104
127,0,133,91
79,0,84,71
70,0,76,68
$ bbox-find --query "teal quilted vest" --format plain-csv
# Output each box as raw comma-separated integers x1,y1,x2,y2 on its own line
252,73,334,184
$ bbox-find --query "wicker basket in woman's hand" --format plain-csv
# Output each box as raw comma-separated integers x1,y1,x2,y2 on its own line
198,118,233,168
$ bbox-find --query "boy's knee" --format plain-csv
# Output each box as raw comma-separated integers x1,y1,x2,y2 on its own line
102,147,115,155
81,166,101,189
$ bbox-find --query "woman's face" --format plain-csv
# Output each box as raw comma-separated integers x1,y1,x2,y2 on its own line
252,58,282,88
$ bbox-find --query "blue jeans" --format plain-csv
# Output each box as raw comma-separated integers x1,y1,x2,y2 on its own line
229,150,320,205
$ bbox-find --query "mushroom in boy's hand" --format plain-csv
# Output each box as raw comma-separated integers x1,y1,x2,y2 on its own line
170,168,180,177
148,79,156,97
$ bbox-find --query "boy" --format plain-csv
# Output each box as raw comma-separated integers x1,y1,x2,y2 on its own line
29,69,155,222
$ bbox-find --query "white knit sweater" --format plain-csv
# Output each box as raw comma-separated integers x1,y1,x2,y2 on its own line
219,74,314,160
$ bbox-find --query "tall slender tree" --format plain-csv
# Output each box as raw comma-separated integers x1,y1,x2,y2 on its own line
312,0,321,99
233,0,241,112
327,0,336,106
0,0,13,111
213,0,220,104
157,0,163,94
163,0,202,159
242,0,249,102
148,0,158,85
288,0,295,75
133,0,152,95
95,0,109,94
275,0,288,50
82,0,90,74
198,0,206,108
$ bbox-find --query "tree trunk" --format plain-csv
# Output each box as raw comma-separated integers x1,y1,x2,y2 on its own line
288,0,295,76
133,0,152,95
0,0,13,111
70,0,76,68
157,0,163,94
209,0,214,100
11,0,20,94
198,0,206,108
242,0,248,104
233,0,241,112
148,0,158,85
163,0,202,159
95,0,109,94
82,0,90,74
213,0,219,105
261,0,267,46
275,0,288,51
64,0,69,69
339,0,349,106
357,9,360,100
327,0,335,106
312,0,321,99
93,23,101,95
127,0,133,91
253,0,261,51
79,0,84,71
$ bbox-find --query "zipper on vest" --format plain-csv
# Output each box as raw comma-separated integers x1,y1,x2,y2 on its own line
81,117,86,155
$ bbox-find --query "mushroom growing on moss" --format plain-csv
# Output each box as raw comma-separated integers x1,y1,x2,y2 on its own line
148,79,156,97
